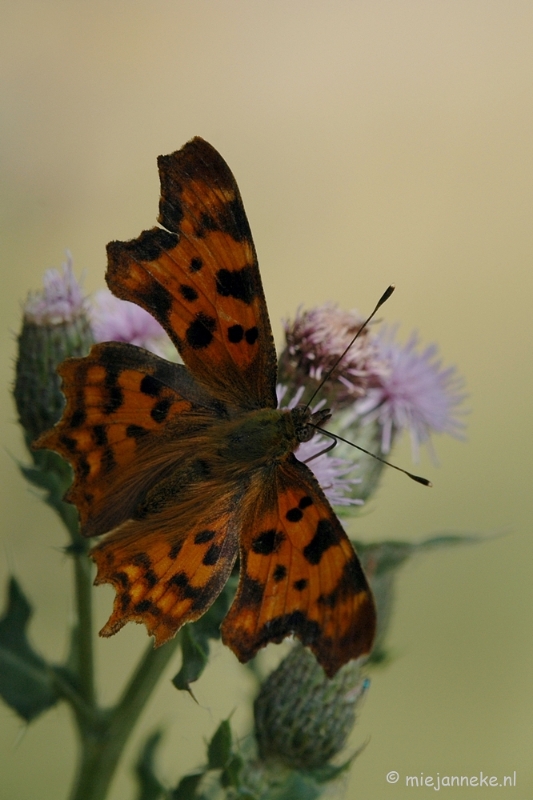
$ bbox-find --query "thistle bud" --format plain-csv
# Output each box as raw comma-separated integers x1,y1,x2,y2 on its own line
13,255,93,442
278,303,383,409
254,643,368,770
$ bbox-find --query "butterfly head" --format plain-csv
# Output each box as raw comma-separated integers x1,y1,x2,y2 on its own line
291,405,332,444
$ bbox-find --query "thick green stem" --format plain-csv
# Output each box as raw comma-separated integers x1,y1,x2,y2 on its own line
73,547,96,707
69,635,181,800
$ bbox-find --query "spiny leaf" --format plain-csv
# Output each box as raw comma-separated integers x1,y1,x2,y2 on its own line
134,730,165,800
170,772,205,800
220,752,243,788
0,577,59,721
207,718,232,770
354,533,483,665
172,626,208,694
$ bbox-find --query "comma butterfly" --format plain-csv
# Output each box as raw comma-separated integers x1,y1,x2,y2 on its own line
36,138,376,677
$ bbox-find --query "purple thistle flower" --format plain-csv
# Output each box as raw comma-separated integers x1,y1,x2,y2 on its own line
280,303,386,404
90,289,172,357
351,325,467,461
23,253,86,325
277,384,362,508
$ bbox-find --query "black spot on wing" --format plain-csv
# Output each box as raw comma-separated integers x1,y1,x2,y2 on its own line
167,572,189,590
141,277,174,328
203,543,221,566
59,435,78,453
113,571,130,589
186,312,216,349
70,408,86,428
252,529,285,556
228,324,244,343
133,553,152,570
169,542,183,559
284,494,314,524
144,569,158,589
194,529,216,545
190,257,203,272
120,592,132,611
303,519,341,565
179,284,198,302
140,375,162,396
245,326,258,344
215,266,256,304
134,599,158,614
293,578,308,591
103,368,123,415
273,564,287,582
151,397,172,423
126,424,149,439
238,573,264,608
93,425,108,447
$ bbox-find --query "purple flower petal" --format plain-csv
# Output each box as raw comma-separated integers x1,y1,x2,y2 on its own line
90,289,172,357
24,253,86,325
353,325,467,461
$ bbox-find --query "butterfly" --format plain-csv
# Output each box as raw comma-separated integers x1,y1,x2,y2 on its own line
36,137,376,677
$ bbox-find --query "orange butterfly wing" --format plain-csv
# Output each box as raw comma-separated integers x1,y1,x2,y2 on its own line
222,455,376,678
106,137,277,409
91,490,239,646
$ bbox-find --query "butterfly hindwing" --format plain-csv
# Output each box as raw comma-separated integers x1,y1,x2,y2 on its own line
221,455,376,678
91,493,239,645
106,137,278,410
35,341,227,537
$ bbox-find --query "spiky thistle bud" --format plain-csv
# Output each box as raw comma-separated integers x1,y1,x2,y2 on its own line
13,255,93,443
254,643,368,770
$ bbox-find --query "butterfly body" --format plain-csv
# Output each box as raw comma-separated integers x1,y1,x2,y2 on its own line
36,137,376,677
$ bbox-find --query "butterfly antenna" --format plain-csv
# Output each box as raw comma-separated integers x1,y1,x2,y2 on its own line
304,284,395,411
313,426,432,487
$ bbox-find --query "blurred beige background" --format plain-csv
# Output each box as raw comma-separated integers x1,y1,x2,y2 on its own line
1,1,532,798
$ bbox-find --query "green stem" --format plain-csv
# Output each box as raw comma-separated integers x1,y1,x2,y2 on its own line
73,546,96,707
69,635,182,800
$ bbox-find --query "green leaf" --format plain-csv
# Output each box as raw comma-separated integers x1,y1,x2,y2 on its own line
220,752,243,788
207,718,232,770
172,626,208,693
189,573,237,651
170,772,205,800
354,533,482,665
18,445,79,539
0,577,59,721
134,730,165,800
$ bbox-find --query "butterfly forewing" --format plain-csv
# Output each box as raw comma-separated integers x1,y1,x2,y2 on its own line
106,138,278,410
221,456,376,678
